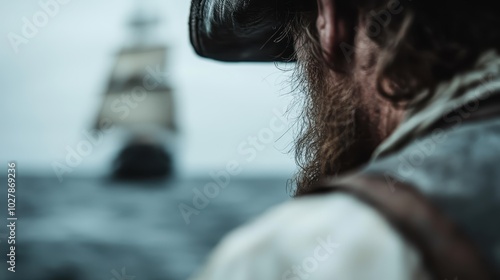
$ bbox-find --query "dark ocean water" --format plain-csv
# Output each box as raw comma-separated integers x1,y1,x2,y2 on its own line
0,176,291,280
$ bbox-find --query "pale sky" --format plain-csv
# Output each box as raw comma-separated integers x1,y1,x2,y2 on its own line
0,0,300,178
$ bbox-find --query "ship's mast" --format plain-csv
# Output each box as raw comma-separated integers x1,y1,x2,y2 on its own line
93,0,177,179
127,0,162,48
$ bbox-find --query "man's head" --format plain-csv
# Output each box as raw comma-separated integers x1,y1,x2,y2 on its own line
290,0,403,195
288,0,500,195
190,0,500,194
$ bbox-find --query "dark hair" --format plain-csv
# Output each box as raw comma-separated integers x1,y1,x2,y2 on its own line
354,0,500,106
292,0,500,106
287,0,500,193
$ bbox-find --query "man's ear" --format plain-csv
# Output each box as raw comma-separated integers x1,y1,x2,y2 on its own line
316,0,357,72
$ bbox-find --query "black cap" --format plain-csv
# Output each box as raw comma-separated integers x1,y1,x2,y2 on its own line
189,0,313,62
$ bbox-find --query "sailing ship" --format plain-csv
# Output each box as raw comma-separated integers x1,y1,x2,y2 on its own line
94,8,176,179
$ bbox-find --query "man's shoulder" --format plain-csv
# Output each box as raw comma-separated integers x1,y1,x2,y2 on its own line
225,193,410,254
191,193,427,280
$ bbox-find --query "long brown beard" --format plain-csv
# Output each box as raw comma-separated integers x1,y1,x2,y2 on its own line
291,17,375,196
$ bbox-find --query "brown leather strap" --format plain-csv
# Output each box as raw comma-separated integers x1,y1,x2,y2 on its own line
308,175,496,280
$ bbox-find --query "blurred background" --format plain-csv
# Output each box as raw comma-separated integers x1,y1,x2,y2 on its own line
0,0,298,279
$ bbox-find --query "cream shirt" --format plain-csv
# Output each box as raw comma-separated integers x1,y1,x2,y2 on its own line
190,194,430,280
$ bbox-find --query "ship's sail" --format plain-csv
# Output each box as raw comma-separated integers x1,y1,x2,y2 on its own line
93,6,177,179
95,46,175,131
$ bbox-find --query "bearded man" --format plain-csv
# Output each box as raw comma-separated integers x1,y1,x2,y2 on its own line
188,0,500,279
